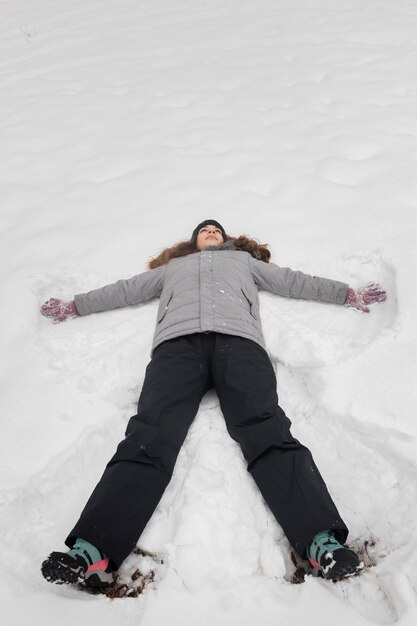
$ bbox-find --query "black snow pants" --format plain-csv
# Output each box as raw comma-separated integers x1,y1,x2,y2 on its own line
67,333,348,568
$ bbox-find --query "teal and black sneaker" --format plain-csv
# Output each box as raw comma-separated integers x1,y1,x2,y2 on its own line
306,530,363,581
41,538,113,587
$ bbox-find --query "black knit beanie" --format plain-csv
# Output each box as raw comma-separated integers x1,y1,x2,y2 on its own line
192,220,226,240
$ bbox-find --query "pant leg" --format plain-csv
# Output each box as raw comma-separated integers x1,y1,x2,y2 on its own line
211,334,348,558
67,335,212,568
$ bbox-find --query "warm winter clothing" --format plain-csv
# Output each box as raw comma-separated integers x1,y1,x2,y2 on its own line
306,530,363,580
344,283,387,313
192,219,226,240
67,537,107,568
67,332,348,569
40,298,79,323
74,242,349,353
41,542,112,587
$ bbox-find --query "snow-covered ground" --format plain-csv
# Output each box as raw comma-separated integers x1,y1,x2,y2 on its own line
1,0,417,624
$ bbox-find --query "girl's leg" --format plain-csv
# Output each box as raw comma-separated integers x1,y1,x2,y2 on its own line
211,334,348,558
66,335,212,569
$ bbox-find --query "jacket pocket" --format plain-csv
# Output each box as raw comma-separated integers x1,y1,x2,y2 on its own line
157,292,173,323
241,288,258,320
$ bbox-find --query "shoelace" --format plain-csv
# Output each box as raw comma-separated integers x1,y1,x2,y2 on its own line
67,537,107,569
307,530,345,566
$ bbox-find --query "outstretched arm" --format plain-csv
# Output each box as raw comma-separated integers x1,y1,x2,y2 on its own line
40,266,166,323
249,257,349,304
249,257,386,312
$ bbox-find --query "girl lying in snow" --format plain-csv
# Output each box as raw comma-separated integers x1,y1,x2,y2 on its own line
40,220,386,587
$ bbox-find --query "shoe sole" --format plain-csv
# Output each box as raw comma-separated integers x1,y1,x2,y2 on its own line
323,550,363,582
323,556,364,581
41,556,85,585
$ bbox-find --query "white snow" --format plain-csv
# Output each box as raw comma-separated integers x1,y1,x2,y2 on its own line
1,0,417,624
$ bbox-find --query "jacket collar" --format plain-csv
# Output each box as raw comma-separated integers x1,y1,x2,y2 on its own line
203,240,236,252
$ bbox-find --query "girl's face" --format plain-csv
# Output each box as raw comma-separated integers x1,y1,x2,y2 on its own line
196,225,224,250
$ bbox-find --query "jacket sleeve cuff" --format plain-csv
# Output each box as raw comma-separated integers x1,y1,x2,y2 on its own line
337,285,349,305
73,294,89,316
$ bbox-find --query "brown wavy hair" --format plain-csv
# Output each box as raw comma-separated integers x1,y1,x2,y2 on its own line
147,235,271,269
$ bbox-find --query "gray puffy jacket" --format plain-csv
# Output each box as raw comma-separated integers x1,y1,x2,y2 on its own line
74,242,349,353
